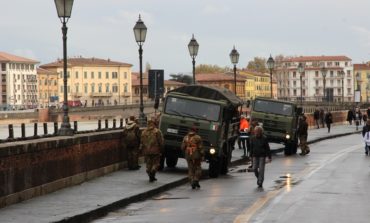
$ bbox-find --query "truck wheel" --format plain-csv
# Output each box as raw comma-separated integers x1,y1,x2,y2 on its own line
165,153,178,168
209,159,220,178
220,156,228,175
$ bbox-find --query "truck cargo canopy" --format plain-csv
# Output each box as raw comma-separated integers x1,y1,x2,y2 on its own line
168,85,243,107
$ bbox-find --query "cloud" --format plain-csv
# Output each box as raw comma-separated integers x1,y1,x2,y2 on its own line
103,10,153,26
202,4,230,15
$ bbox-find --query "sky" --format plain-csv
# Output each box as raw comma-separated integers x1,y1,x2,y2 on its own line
2,0,370,78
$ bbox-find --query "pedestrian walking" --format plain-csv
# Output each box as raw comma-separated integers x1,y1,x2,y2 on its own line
362,120,370,156
354,107,362,129
250,126,271,188
122,116,141,170
347,109,354,125
313,107,320,129
239,115,250,157
362,114,368,126
181,127,204,189
319,108,325,128
297,115,310,155
140,120,164,182
325,110,333,133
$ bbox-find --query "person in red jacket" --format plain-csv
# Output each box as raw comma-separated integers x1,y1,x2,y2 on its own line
239,115,250,157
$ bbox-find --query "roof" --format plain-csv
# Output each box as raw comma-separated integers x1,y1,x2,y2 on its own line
239,70,270,77
282,56,352,62
37,67,58,75
196,73,245,82
354,63,370,70
40,57,132,68
168,85,243,107
0,51,39,63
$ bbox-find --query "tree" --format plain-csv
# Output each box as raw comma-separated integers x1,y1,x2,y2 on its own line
246,57,267,73
195,64,227,73
169,73,193,85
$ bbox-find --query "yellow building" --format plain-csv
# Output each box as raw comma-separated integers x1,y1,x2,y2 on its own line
354,63,370,102
40,57,132,107
37,68,58,108
239,70,272,99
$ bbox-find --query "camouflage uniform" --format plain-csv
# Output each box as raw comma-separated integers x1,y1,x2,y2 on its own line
297,116,310,155
122,119,141,170
140,120,164,182
181,130,204,189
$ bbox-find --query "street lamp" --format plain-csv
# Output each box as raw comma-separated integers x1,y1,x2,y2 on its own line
267,55,275,98
133,15,147,127
188,34,199,85
54,0,74,136
297,62,305,106
340,70,345,103
320,62,327,102
229,46,239,95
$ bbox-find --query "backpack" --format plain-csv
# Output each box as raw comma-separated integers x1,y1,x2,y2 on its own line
124,127,139,148
364,131,370,146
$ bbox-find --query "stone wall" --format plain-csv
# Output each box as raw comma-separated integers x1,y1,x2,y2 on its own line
0,130,126,208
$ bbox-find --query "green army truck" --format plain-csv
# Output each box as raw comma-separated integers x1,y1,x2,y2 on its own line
159,85,243,178
250,97,303,155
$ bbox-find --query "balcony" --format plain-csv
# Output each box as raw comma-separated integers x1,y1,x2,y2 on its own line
89,92,113,97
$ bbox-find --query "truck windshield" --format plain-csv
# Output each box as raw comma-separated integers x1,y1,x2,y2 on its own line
253,99,293,116
165,96,221,121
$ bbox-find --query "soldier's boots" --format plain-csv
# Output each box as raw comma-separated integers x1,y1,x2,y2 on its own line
191,181,200,189
149,173,157,182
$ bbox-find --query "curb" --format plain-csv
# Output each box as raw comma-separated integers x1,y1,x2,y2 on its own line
55,130,359,223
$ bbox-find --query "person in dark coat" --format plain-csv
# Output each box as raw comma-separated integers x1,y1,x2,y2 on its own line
319,108,325,128
250,126,271,188
347,109,354,125
362,119,370,156
354,107,362,129
325,110,333,133
313,107,320,129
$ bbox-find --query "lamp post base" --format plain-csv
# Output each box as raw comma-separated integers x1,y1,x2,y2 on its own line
58,123,74,136
138,112,147,128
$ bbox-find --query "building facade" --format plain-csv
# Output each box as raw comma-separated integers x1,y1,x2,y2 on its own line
196,73,246,99
354,63,370,103
37,68,58,108
0,51,39,110
41,57,132,107
277,56,353,102
239,70,272,99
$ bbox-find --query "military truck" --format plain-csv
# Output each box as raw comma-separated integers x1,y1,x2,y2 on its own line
250,97,303,155
159,85,243,178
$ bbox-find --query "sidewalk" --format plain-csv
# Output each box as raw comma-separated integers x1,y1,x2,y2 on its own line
0,124,361,223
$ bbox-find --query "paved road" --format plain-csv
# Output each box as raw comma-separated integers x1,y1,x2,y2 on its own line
91,134,369,223
0,124,362,223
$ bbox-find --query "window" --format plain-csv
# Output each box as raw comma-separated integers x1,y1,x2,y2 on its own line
335,62,340,66
98,84,102,93
105,84,110,92
68,86,70,93
67,71,70,78
293,81,296,87
293,89,297,96
315,80,319,86
347,70,351,76
91,72,94,79
112,72,118,79
75,71,79,79
1,63,6,71
84,84,88,93
124,84,128,92
98,72,102,79
112,85,118,93
84,71,87,79
106,72,109,79
75,84,79,93
124,72,127,79
91,84,95,93
293,72,296,78
330,80,334,86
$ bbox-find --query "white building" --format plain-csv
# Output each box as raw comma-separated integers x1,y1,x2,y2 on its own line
276,56,353,102
0,51,39,110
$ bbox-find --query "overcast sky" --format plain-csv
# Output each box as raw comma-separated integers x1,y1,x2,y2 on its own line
2,0,370,77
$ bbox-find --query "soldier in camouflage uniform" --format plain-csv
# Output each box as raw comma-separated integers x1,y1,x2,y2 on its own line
181,127,204,189
140,120,164,182
122,116,141,170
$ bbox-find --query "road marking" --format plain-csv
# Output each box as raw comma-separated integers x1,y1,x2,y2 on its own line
233,143,362,223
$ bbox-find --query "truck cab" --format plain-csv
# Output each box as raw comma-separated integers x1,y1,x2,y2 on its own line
159,85,243,178
250,97,303,155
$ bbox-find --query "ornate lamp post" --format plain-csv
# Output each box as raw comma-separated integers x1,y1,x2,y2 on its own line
54,0,74,136
340,70,345,103
321,62,328,102
133,15,147,127
188,34,199,85
267,55,275,98
229,46,239,95
297,62,305,106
